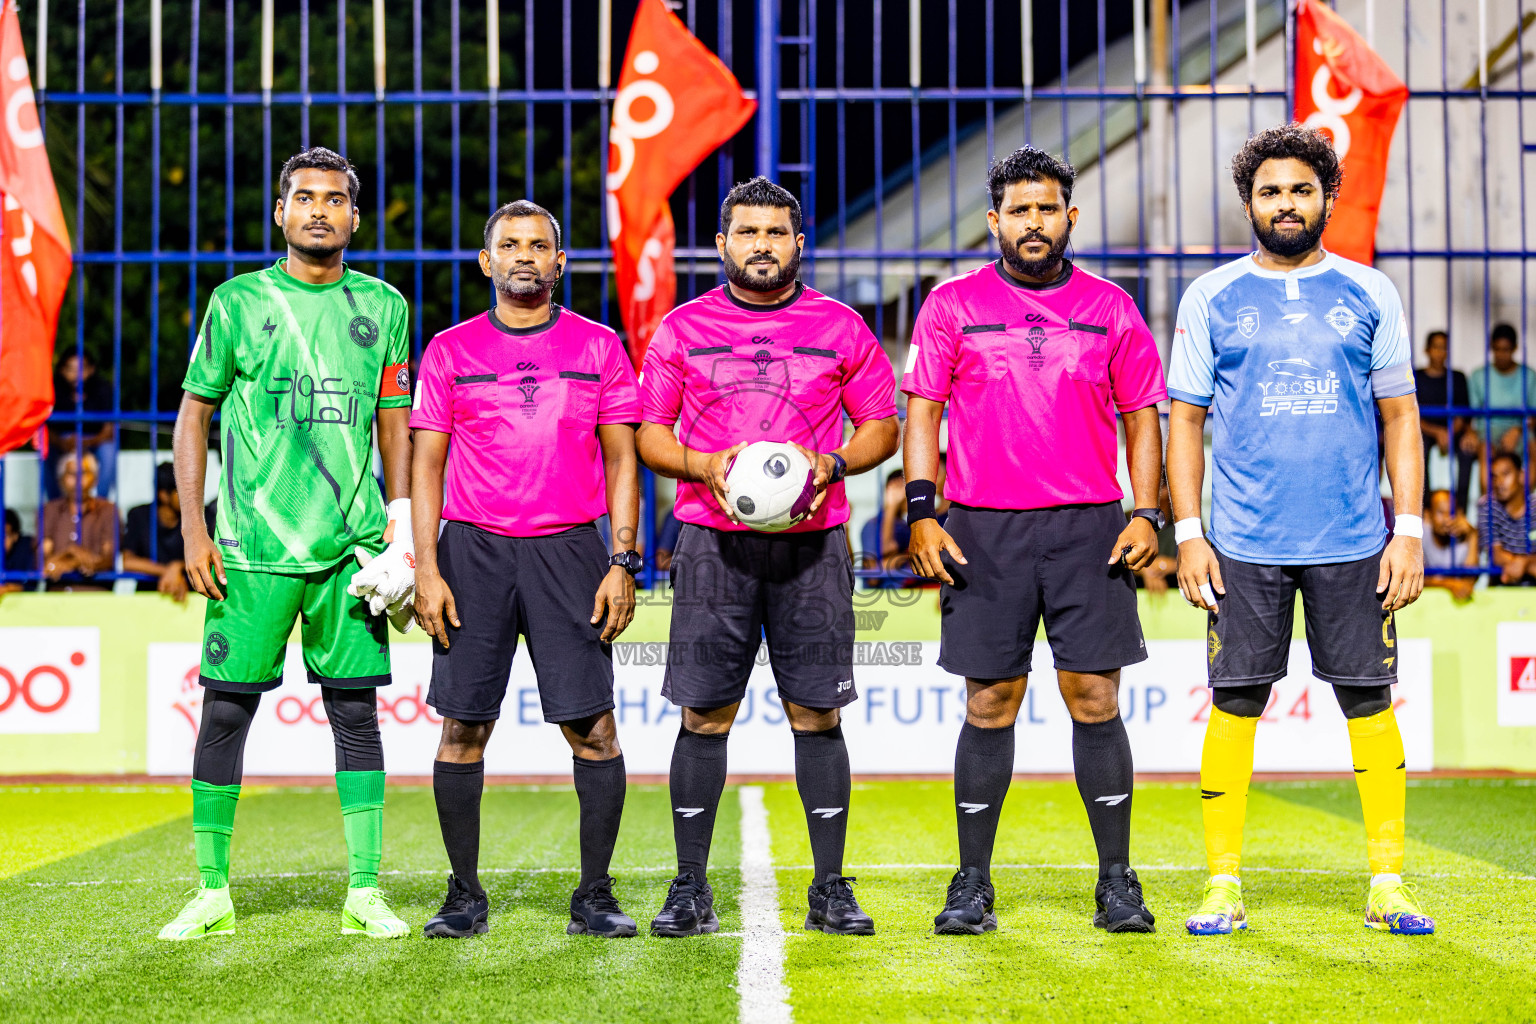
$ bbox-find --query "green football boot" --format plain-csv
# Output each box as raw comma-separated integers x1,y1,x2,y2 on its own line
341,886,409,939
157,887,236,941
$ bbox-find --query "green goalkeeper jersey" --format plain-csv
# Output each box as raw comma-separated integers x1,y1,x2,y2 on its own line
183,260,413,573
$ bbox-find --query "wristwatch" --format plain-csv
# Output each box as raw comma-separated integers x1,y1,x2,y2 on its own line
1130,507,1167,531
609,551,643,576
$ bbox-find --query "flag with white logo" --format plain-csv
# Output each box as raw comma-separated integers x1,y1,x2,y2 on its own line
607,0,755,370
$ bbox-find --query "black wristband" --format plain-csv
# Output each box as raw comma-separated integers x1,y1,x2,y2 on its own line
827,452,848,484
905,479,939,524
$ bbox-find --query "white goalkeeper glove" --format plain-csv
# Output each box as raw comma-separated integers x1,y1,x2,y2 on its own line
348,498,417,632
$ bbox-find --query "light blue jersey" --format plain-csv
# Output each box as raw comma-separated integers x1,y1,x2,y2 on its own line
1167,251,1416,565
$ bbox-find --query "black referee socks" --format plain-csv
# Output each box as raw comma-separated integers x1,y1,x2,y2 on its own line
792,725,851,883
1071,715,1135,879
953,721,1015,880
669,728,730,884
433,759,486,895
573,753,627,887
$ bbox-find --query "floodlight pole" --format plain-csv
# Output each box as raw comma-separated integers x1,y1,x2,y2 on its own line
756,0,779,181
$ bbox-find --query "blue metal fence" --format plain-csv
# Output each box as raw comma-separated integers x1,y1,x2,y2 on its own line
2,0,1526,592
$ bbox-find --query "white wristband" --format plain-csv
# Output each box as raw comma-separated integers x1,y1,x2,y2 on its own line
1393,514,1424,539
1173,518,1204,545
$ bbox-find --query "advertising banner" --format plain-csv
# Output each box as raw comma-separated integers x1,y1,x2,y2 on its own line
146,638,1431,776
1495,622,1536,727
0,626,100,733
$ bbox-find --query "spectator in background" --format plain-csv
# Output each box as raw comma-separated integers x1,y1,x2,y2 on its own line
653,507,681,572
1481,451,1536,585
3,508,36,594
1415,330,1477,509
41,451,118,591
1469,323,1536,459
122,462,214,601
47,350,117,500
1424,489,1479,601
859,456,949,586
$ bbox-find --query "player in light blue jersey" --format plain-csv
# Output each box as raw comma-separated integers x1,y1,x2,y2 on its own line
1166,124,1433,937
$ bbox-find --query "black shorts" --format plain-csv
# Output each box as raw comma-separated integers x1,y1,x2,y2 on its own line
937,503,1147,679
427,521,615,724
1207,546,1397,688
662,523,856,711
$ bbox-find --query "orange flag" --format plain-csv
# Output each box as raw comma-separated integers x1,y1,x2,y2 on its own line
1293,0,1407,264
0,1,70,455
607,0,755,369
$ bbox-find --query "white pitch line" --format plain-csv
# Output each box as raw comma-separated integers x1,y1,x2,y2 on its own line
736,785,791,1024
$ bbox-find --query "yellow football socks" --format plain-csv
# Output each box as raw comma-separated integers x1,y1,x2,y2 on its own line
1347,708,1407,877
1199,708,1259,877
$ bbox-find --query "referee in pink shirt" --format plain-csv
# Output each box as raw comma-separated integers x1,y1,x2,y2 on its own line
902,147,1168,935
410,201,643,940
637,178,898,937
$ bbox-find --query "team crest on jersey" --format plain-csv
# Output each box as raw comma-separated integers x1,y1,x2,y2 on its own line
349,315,380,348
1026,326,1048,370
752,348,773,377
205,631,230,667
395,366,410,393
516,375,540,418
1324,301,1357,337
1207,628,1221,665
1236,306,1260,338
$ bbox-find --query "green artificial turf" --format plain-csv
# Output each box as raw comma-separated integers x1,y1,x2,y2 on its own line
0,779,1530,1023
766,779,1536,1024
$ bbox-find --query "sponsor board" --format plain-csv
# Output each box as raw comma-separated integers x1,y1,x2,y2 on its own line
1495,622,1536,726
145,639,1432,775
0,627,101,734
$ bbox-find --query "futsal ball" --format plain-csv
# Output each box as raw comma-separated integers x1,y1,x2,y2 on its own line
724,441,817,532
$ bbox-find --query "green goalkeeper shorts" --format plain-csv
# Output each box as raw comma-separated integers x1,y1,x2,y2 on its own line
199,561,391,693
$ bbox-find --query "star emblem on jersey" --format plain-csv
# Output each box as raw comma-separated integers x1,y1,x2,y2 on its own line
349,314,380,348
205,631,230,666
1026,325,1048,370
1324,301,1357,337
1237,306,1260,338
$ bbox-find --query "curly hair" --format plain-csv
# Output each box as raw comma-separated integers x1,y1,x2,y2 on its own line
719,176,803,236
987,145,1077,210
277,146,360,206
1230,123,1342,207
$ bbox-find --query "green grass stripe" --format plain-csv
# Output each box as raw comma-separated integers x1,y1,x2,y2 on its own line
767,780,1536,1024
0,786,195,880
0,784,743,1024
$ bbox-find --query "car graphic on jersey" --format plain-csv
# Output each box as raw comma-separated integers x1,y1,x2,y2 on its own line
1256,358,1340,416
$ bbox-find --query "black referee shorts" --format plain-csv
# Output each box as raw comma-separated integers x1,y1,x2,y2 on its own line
426,521,616,724
937,502,1147,679
662,522,857,711
1206,546,1397,688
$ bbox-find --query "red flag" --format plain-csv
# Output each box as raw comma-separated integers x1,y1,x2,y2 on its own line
608,0,754,369
1293,0,1407,264
0,1,69,455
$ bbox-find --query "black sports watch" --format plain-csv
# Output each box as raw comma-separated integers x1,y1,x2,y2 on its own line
1130,507,1167,531
609,551,643,576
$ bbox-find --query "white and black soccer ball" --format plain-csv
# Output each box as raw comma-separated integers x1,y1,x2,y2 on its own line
724,441,816,533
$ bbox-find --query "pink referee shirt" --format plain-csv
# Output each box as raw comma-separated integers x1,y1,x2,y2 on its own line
641,283,897,532
411,305,641,537
901,261,1166,510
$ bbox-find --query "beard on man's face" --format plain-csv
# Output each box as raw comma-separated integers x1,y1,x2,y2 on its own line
998,224,1071,279
723,245,801,292
492,262,561,300
1251,208,1326,258
285,218,352,259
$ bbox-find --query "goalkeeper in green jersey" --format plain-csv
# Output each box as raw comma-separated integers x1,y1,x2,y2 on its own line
158,147,416,941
